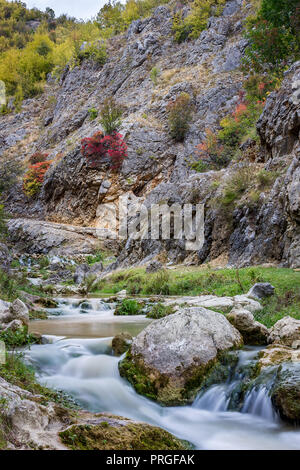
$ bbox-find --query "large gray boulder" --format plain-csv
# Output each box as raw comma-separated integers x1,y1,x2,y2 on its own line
119,307,243,405
268,316,300,348
247,283,275,299
227,307,269,345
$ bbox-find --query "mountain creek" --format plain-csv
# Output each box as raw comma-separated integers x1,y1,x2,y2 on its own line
24,297,300,450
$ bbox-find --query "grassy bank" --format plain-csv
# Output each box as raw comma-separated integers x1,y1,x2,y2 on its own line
94,266,300,328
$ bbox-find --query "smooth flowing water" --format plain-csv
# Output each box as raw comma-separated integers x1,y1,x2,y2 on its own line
27,298,300,450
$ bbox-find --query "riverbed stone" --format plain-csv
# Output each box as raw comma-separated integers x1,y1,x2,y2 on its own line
259,345,300,368
119,307,243,405
268,316,300,348
59,415,188,450
112,333,133,356
271,363,300,424
227,307,269,345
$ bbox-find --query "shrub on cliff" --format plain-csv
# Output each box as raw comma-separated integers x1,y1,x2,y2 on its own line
172,0,226,43
23,160,52,197
81,131,127,172
76,41,107,66
28,152,49,165
167,93,192,142
193,80,269,171
99,98,123,135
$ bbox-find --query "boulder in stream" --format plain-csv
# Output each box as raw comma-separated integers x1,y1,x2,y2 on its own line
227,307,269,345
268,316,300,348
119,307,243,405
112,332,133,356
271,363,300,424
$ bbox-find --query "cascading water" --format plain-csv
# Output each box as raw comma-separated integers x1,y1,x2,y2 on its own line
193,348,279,422
27,298,300,450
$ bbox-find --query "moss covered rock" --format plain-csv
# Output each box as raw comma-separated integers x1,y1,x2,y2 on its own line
119,307,243,405
59,416,188,450
112,332,133,355
271,364,300,424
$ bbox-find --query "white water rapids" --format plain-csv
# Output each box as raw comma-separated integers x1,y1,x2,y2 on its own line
26,298,300,450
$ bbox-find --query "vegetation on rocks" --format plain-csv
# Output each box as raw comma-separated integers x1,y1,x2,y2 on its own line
59,420,187,450
0,352,78,409
244,0,300,76
146,302,175,319
23,160,53,197
81,131,127,172
172,0,226,43
0,327,38,349
114,299,143,316
167,92,192,142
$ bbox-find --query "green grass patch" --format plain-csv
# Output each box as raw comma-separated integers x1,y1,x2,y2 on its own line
0,327,38,349
115,299,144,316
93,266,300,327
146,303,175,319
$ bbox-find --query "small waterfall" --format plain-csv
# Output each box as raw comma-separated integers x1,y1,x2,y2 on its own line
193,385,229,412
49,298,115,317
193,347,279,423
242,386,278,422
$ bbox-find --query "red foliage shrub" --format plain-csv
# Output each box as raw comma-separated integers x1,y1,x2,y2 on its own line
23,160,53,197
81,131,127,171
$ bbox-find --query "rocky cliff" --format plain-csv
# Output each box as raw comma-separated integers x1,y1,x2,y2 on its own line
1,0,299,268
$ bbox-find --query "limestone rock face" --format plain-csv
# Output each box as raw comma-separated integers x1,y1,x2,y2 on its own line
268,317,300,348
146,260,163,273
7,218,109,257
74,264,90,284
227,307,269,345
119,307,243,405
257,61,300,159
1,4,300,270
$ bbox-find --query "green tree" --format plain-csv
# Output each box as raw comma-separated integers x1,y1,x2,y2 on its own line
244,0,300,74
